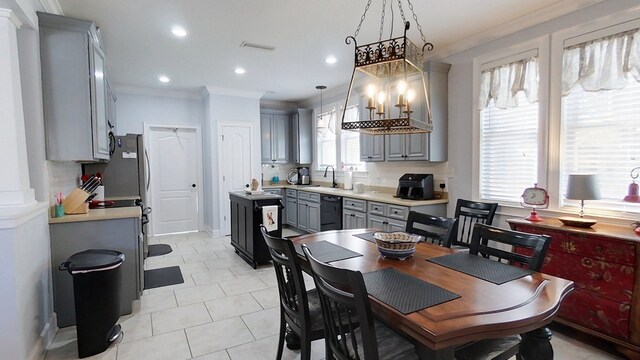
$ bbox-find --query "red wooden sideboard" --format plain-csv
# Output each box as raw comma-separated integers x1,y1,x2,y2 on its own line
507,218,640,360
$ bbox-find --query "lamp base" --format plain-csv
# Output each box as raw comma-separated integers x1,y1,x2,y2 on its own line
558,216,597,228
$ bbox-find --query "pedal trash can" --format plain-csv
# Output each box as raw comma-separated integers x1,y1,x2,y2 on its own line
60,249,125,358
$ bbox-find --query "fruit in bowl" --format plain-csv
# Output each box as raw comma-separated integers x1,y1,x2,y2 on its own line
373,232,423,259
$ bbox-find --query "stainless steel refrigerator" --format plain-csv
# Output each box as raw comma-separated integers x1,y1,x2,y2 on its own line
83,133,151,257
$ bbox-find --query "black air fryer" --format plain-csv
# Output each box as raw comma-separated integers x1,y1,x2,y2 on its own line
396,174,434,200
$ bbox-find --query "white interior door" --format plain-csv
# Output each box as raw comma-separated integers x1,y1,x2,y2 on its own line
219,124,253,235
149,127,200,235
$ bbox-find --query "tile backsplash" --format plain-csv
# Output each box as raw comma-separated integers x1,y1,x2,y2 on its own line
47,161,81,204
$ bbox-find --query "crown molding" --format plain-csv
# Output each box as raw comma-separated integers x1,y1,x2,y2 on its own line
39,0,62,15
259,99,298,112
112,85,204,100
204,86,264,99
429,0,606,60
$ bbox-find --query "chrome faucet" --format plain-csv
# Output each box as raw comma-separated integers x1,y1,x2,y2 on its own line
324,165,337,188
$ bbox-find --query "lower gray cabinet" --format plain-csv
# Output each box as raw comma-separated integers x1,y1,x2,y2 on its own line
297,200,309,231
367,215,407,232
307,202,320,233
343,209,367,229
49,217,142,327
297,191,320,233
285,196,297,226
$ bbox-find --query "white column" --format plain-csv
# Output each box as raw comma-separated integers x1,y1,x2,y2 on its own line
0,8,35,210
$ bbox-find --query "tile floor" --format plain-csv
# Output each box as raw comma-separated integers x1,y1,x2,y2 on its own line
45,229,625,360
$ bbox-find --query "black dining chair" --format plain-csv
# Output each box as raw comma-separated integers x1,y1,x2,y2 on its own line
302,245,418,360
405,211,458,247
452,199,498,248
260,226,325,360
454,223,551,360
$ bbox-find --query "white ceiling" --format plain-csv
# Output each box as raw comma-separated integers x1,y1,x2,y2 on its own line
56,0,601,102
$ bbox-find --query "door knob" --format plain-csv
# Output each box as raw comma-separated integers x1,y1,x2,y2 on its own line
192,184,197,188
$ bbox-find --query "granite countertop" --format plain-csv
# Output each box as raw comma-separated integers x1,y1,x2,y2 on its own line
49,206,141,224
262,184,448,207
229,190,283,201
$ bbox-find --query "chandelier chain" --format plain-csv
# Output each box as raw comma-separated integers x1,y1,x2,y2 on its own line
379,0,387,41
353,0,372,38
396,0,407,23
406,0,428,45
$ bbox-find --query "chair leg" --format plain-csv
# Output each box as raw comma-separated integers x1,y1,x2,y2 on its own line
300,333,311,360
276,311,285,360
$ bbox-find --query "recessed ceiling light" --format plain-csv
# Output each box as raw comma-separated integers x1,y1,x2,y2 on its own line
171,26,187,38
234,67,246,75
158,75,170,83
325,55,337,64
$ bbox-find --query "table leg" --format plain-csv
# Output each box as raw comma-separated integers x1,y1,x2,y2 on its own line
415,344,455,360
520,326,553,360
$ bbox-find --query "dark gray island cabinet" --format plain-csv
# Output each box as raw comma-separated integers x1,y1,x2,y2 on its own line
229,191,283,268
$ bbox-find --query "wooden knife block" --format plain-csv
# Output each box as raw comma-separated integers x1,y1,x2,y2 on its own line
62,188,90,214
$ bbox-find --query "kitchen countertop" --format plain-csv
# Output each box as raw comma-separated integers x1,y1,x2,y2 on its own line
229,191,282,201
262,184,448,207
49,206,141,224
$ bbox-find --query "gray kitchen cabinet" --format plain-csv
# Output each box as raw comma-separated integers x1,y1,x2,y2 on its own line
38,12,111,162
360,134,385,162
106,80,117,134
343,197,367,230
264,188,285,221
296,191,321,233
261,113,290,164
291,109,313,164
49,216,142,327
285,196,297,226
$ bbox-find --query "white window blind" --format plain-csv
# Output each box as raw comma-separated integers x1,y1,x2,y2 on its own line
479,56,540,203
316,109,337,169
560,77,640,213
341,106,366,170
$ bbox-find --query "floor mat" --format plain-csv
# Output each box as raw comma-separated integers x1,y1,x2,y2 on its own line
144,266,184,290
147,244,173,257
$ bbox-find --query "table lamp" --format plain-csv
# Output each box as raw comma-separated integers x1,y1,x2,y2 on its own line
559,174,601,227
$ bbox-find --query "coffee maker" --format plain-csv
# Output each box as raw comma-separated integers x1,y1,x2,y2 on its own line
297,167,310,185
396,174,434,200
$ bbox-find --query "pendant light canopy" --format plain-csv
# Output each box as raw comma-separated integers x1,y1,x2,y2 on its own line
341,0,433,135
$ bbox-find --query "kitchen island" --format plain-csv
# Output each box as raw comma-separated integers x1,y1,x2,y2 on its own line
49,206,142,327
229,191,283,268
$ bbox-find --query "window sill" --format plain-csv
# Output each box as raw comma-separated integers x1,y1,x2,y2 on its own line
493,202,638,227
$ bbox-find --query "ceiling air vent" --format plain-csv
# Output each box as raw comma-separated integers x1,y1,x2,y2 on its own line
239,41,276,51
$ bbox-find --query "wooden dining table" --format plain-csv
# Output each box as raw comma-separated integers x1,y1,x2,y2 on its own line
291,229,574,360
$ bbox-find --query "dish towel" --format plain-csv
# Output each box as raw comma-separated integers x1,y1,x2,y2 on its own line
262,205,279,232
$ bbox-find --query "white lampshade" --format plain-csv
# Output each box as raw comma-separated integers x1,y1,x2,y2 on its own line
566,174,601,200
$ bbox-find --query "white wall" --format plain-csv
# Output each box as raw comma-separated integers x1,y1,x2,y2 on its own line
440,0,639,221
203,87,262,233
114,89,204,135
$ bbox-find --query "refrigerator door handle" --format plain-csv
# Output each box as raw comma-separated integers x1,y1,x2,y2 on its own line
145,149,151,191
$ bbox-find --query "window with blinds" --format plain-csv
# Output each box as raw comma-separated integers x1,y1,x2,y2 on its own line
560,78,640,213
316,109,337,169
341,106,365,170
478,55,540,203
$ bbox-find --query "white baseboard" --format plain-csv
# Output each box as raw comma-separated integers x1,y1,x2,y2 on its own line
204,226,221,237
28,312,57,360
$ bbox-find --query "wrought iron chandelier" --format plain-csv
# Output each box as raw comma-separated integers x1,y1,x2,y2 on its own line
341,0,433,135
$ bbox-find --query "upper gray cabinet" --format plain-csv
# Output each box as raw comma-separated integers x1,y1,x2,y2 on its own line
291,109,312,164
38,12,112,162
261,113,290,164
359,61,450,162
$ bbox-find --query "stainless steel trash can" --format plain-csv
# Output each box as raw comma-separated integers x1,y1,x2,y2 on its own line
60,249,125,358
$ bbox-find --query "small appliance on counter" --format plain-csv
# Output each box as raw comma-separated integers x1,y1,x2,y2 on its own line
396,174,434,200
297,167,311,185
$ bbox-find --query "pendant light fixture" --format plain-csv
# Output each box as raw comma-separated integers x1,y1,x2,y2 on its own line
316,85,328,132
341,0,433,135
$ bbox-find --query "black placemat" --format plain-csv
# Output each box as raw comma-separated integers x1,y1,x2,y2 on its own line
427,252,533,285
362,268,460,314
147,244,173,257
144,266,184,290
295,241,363,263
353,232,375,242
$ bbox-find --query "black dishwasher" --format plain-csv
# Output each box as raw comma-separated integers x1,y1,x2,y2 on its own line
321,195,343,231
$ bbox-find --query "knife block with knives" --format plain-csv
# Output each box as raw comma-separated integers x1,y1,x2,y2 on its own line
63,175,101,214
